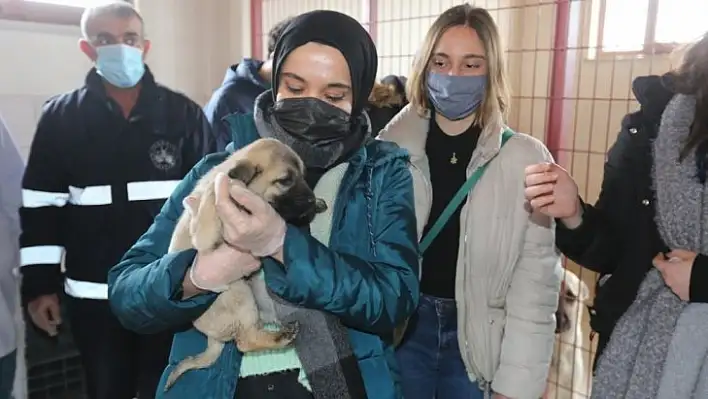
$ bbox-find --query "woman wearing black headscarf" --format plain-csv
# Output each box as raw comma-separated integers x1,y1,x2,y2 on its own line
106,10,423,399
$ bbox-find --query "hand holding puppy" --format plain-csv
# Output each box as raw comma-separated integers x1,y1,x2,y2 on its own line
214,172,287,257
189,245,262,292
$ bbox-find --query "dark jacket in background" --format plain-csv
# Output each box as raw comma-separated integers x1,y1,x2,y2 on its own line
555,74,708,365
19,67,215,304
20,67,215,399
203,59,270,151
367,75,408,135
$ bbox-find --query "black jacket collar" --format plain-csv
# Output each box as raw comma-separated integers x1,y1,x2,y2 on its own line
82,65,167,131
85,65,158,97
632,74,676,122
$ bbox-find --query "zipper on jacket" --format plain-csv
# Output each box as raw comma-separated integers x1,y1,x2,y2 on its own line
461,201,487,392
478,378,491,398
478,380,492,399
464,337,489,395
460,186,496,398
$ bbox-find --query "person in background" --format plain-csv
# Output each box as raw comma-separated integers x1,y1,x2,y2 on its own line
0,114,22,399
382,74,407,97
379,4,562,399
203,17,293,150
107,10,422,399
524,32,708,398
19,3,215,399
367,75,408,135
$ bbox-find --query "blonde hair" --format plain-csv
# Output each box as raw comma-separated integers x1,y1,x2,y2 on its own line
406,4,510,126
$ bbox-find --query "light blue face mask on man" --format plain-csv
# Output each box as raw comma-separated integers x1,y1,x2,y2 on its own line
426,72,487,121
95,44,145,88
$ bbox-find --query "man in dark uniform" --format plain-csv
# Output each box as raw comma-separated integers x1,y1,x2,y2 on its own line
18,3,215,398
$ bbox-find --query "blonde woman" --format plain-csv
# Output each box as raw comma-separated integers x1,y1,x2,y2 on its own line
379,4,562,399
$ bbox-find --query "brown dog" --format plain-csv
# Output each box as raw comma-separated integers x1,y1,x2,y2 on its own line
164,138,327,390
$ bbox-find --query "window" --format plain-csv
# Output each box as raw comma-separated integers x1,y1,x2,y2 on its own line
25,0,118,6
0,0,132,26
595,0,708,55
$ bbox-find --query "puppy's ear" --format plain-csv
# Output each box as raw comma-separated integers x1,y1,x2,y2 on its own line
183,195,200,216
228,160,260,185
189,186,223,252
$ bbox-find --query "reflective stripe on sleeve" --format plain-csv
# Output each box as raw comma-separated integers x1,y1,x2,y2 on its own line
20,245,64,266
64,278,108,300
22,189,69,208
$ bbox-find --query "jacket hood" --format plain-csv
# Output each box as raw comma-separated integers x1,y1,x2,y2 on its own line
632,74,676,118
222,58,268,89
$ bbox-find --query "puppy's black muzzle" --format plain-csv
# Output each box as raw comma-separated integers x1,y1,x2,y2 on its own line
272,182,328,227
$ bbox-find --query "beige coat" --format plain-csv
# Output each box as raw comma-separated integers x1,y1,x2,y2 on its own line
378,105,562,399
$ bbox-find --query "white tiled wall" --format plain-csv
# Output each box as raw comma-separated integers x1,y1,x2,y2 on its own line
0,21,90,158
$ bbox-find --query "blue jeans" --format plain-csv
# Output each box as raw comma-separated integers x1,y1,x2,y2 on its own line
396,295,484,399
0,350,15,399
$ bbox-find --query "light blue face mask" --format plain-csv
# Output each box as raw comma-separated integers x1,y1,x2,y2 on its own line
426,72,487,121
95,44,145,88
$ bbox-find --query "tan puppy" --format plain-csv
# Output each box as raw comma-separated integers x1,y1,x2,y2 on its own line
164,138,327,390
545,269,592,399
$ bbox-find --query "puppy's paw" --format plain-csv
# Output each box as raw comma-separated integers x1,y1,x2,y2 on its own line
277,320,300,345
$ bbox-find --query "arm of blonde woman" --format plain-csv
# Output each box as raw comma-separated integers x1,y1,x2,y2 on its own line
492,207,562,399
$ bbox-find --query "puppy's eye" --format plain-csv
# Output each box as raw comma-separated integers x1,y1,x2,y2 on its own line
276,176,294,186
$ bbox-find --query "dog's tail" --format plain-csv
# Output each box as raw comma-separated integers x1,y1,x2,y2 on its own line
164,337,225,391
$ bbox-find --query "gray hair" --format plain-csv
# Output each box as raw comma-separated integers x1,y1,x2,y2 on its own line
80,1,144,39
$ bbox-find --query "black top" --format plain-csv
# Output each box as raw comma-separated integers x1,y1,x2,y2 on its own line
19,67,215,303
420,116,481,298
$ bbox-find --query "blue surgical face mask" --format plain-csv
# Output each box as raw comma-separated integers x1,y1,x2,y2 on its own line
95,44,145,88
426,72,487,121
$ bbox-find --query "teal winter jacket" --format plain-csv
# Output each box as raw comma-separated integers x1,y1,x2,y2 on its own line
107,113,420,399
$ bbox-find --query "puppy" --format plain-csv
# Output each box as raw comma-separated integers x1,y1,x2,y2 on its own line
164,138,327,390
545,269,592,399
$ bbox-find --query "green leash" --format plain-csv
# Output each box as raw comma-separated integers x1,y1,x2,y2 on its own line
419,129,514,254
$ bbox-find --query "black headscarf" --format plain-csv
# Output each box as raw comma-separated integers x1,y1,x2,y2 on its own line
271,10,378,117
